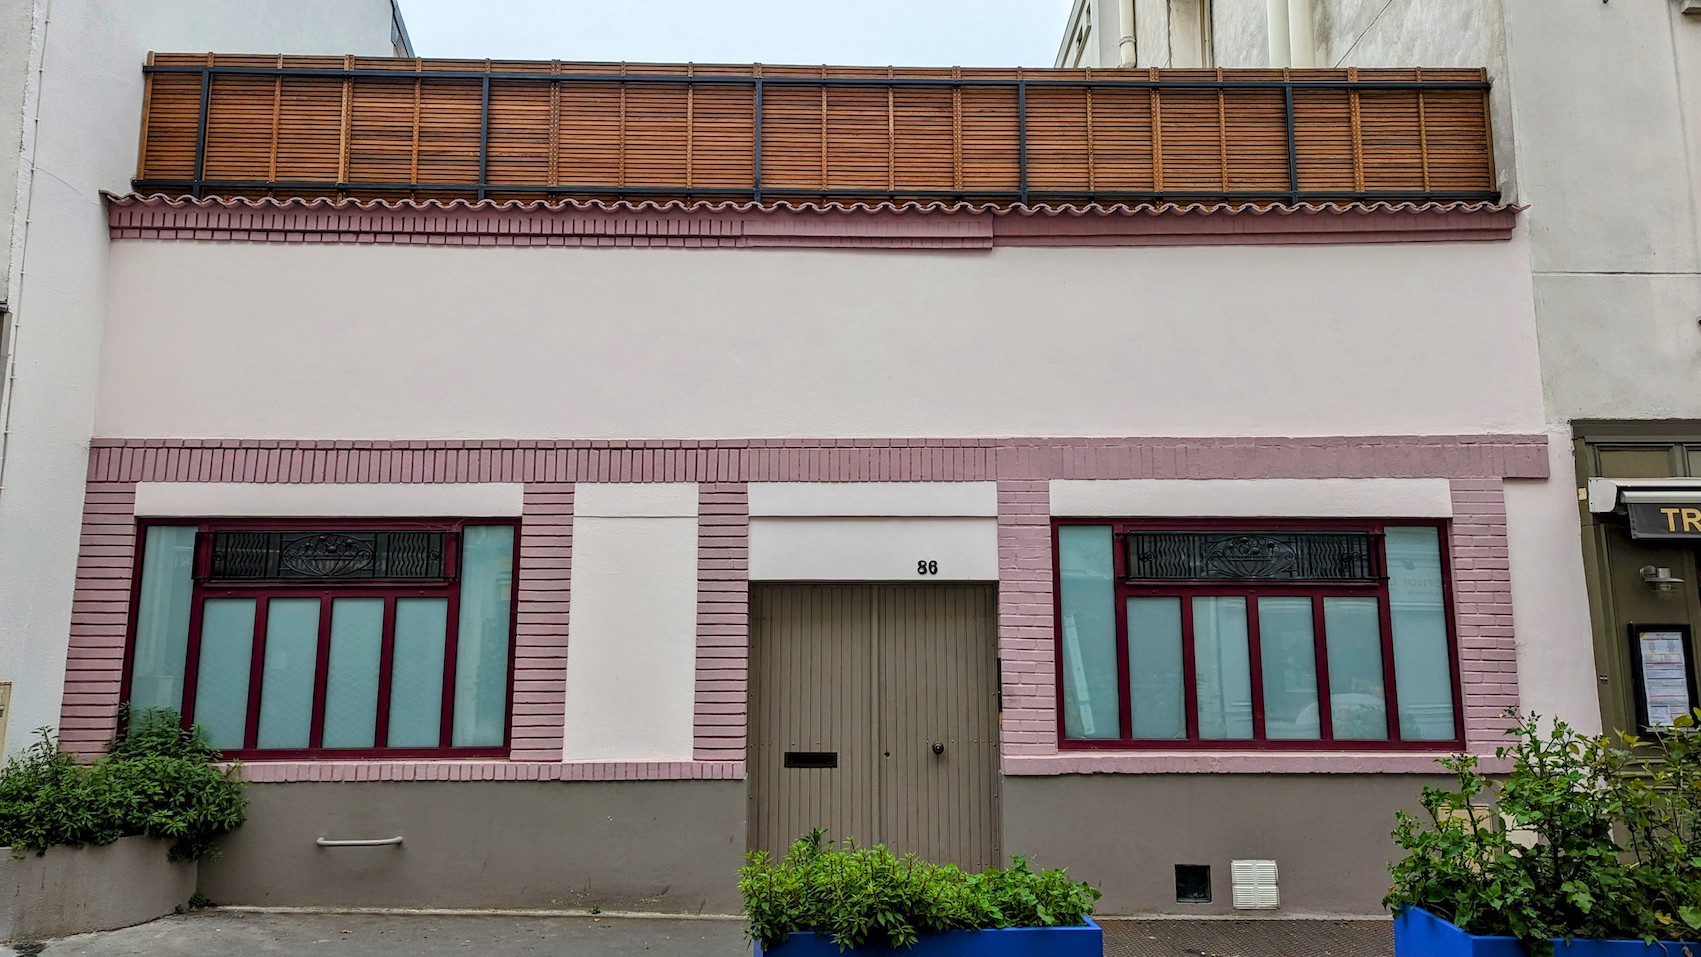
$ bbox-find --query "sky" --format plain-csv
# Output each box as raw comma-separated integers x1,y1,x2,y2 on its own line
398,0,1078,68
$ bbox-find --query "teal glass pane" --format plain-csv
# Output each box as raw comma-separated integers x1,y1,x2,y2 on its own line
1324,597,1389,740
387,598,447,748
129,526,196,719
323,598,384,749
453,526,515,747
1126,597,1185,739
1195,597,1253,740
1057,526,1120,740
1388,526,1456,741
194,598,256,751
256,598,320,749
1258,597,1320,740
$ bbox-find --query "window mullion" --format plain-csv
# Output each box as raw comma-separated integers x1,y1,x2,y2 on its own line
307,595,334,749
1180,595,1200,740
1113,535,1132,742
242,595,270,751
440,584,463,750
374,596,399,748
1246,590,1267,741
1311,594,1334,741
1376,578,1403,742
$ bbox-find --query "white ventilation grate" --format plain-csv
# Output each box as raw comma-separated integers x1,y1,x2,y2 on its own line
1231,859,1279,910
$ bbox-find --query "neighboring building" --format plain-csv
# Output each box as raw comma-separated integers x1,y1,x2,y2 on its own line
0,1,407,758
1069,0,1700,744
39,50,1569,915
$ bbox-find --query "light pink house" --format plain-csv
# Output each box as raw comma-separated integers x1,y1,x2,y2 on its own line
40,53,1596,916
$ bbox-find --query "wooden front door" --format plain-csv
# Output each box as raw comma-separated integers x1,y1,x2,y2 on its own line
748,584,1001,869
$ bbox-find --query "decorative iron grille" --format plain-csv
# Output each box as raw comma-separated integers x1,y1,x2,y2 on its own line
207,530,448,581
1125,531,1379,582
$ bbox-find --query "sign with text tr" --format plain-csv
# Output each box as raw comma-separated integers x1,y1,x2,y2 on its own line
1629,503,1701,539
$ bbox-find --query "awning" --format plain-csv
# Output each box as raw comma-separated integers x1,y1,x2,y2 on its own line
1586,477,1701,514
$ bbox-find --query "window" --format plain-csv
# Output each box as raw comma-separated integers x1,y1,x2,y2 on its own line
124,519,517,758
1056,520,1462,748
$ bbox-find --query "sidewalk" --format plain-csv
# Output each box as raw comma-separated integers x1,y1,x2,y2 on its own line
6,911,1394,957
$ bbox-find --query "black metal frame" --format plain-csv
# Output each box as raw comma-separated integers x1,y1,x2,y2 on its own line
141,64,1499,206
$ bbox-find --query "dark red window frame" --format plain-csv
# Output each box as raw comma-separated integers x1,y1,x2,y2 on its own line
120,517,521,760
1052,517,1466,751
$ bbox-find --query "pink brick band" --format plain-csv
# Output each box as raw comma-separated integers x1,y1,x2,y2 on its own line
86,434,1548,485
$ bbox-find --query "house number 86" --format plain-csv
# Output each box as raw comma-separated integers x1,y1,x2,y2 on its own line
916,560,938,575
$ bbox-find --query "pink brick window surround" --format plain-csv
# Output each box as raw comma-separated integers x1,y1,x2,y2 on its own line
66,434,1546,779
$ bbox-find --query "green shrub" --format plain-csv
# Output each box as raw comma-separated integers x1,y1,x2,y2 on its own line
1385,710,1701,955
740,828,1101,950
0,708,247,861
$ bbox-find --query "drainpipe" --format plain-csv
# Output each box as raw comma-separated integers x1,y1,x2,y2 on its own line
1117,0,1137,67
0,0,50,501
1266,0,1291,67
1287,0,1316,68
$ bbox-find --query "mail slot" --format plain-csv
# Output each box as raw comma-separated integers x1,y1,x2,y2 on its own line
783,751,838,769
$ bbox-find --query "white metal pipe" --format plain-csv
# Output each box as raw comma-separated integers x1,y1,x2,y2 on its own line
1287,0,1316,68
1117,0,1137,67
0,0,51,500
1266,0,1291,67
316,836,404,847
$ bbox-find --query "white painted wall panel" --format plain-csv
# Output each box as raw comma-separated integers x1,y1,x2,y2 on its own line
133,483,524,517
562,511,698,762
748,482,998,517
748,517,998,581
96,236,1546,441
1050,478,1455,518
1504,429,1601,735
574,482,698,518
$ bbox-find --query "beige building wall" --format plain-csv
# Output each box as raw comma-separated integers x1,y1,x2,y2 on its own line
0,0,399,759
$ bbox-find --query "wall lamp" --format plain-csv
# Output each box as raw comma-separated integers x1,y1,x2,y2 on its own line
1640,565,1686,593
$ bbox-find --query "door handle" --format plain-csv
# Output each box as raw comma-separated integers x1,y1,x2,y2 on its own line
931,742,945,755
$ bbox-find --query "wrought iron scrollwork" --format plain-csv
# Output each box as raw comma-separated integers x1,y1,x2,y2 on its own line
279,533,375,577
1127,531,1377,582
208,530,447,582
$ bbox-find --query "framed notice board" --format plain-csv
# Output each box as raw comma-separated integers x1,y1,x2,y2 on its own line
1628,623,1699,731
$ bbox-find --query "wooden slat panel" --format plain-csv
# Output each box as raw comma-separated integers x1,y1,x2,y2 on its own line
136,55,1498,204
346,77,418,187
272,76,344,184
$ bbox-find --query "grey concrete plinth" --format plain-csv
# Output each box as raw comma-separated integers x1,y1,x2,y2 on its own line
0,837,196,942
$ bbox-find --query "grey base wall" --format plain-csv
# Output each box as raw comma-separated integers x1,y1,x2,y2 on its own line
1001,773,1448,915
197,780,746,914
1,836,196,942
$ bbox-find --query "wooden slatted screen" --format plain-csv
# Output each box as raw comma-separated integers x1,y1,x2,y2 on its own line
136,54,1498,206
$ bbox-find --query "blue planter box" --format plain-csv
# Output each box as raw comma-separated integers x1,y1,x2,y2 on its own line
1396,906,1700,957
752,917,1102,957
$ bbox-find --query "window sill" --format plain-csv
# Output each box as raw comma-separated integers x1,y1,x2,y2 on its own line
1003,750,1507,775
227,759,746,782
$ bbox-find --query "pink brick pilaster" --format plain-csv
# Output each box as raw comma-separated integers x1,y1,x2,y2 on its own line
1450,479,1520,750
508,485,572,761
59,483,140,757
695,484,749,762
997,480,1058,761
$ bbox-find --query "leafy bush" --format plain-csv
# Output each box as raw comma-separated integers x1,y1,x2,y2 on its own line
1385,710,1701,955
740,828,1101,950
0,708,247,861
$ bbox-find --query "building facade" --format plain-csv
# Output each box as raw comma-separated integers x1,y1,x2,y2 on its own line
0,0,407,758
1072,0,1701,748
3,45,1578,914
